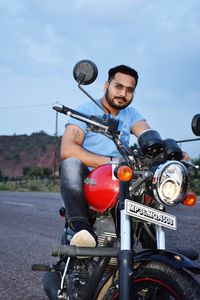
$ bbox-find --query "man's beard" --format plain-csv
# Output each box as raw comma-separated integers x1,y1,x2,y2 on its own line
105,89,132,110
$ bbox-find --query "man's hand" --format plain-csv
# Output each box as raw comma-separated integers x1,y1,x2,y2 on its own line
182,151,189,161
109,157,125,164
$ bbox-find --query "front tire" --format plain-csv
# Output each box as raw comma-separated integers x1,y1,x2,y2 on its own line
133,260,200,300
101,260,200,300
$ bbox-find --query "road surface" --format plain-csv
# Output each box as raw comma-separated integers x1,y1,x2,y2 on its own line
0,191,199,299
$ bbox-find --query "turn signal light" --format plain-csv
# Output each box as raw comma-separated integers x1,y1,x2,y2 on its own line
182,193,197,206
116,165,133,181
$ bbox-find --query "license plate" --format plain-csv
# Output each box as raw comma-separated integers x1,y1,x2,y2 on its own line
125,199,177,230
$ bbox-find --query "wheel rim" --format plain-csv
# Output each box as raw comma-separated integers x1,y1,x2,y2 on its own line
134,277,180,299
113,277,181,300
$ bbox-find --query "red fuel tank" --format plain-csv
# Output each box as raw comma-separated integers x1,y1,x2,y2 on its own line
84,164,120,213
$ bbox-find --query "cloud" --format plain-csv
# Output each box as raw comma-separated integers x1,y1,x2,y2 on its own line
0,0,199,157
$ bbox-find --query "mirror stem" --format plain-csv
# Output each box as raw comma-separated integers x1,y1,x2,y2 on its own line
176,138,200,143
78,83,106,113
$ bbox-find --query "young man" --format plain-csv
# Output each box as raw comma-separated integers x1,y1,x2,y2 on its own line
59,65,149,247
59,64,188,248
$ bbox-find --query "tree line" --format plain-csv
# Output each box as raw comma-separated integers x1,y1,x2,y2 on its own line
0,166,53,181
0,158,199,194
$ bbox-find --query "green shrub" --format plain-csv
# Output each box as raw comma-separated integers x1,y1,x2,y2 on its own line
0,179,60,192
0,182,17,191
27,179,59,192
23,167,53,179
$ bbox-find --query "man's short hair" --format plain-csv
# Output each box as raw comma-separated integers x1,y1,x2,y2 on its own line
108,65,139,86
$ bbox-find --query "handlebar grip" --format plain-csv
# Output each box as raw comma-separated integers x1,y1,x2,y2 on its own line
52,103,64,113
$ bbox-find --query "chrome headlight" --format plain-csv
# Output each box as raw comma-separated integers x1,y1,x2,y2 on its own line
152,161,189,206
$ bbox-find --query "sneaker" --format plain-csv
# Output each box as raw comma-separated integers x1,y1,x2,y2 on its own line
70,229,96,248
61,227,76,245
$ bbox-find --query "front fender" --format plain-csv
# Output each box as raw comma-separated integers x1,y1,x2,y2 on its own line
134,249,200,274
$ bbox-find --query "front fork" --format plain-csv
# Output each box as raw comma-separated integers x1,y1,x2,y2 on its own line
119,180,134,300
119,181,166,300
156,225,166,250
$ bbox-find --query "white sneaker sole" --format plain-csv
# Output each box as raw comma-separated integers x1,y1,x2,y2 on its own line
70,229,96,248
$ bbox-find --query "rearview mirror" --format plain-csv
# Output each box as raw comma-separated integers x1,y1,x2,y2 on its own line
191,114,200,136
73,60,98,85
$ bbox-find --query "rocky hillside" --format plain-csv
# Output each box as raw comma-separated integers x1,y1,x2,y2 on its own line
0,132,61,178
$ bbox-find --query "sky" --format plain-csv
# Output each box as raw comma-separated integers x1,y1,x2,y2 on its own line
0,0,200,158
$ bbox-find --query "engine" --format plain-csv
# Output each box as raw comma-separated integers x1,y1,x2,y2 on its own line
61,216,118,299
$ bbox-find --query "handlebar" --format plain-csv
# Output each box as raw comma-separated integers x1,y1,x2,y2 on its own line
53,103,109,130
53,103,135,165
53,103,120,135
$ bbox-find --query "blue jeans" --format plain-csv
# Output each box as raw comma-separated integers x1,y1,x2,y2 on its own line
60,158,90,229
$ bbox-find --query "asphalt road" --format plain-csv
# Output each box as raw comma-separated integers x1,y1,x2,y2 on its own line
0,191,64,300
0,191,200,300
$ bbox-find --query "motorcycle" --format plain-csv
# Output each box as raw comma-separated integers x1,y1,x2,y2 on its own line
32,60,200,299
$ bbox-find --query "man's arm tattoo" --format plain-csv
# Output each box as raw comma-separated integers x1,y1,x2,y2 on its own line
72,128,81,141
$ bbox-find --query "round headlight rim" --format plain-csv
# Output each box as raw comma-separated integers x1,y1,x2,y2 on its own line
152,160,189,207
